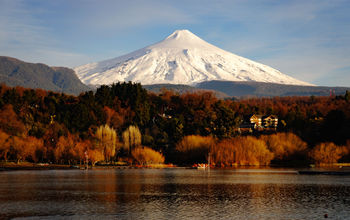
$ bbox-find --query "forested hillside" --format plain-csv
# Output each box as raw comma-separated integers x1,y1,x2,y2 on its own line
0,56,90,95
0,83,349,166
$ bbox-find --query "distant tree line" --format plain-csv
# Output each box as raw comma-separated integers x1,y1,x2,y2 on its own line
0,83,349,166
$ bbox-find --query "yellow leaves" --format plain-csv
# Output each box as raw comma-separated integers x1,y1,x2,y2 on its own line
261,133,307,160
309,142,348,164
176,135,215,152
122,125,141,153
176,135,275,166
176,135,215,164
95,124,119,161
96,125,117,149
177,133,309,166
211,136,274,166
132,147,165,165
54,133,77,163
88,149,104,166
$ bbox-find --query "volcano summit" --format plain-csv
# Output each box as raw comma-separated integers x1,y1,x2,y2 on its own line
74,30,312,86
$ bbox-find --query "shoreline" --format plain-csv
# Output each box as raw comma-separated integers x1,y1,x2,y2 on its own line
0,162,178,171
0,163,77,171
1,162,350,172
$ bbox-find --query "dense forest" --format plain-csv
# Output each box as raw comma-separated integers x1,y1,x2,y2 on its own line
0,82,349,166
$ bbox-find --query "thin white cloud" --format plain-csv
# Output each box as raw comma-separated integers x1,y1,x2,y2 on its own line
0,0,89,67
259,47,350,86
0,1,48,46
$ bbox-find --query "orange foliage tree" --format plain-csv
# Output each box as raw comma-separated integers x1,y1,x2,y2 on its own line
9,136,26,163
0,104,26,136
211,136,274,166
104,106,125,131
261,133,307,161
131,147,165,165
75,139,91,164
309,142,348,164
9,136,42,163
176,135,215,164
25,136,44,163
0,130,11,161
54,133,78,164
88,149,104,166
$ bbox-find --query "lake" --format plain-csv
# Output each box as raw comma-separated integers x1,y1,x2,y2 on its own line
1,168,350,219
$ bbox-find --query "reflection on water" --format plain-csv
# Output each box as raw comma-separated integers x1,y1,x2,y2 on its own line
0,169,350,219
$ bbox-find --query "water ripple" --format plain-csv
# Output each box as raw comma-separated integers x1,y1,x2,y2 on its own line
1,169,350,219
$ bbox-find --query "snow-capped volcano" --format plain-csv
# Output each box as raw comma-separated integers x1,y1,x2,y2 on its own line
75,30,312,86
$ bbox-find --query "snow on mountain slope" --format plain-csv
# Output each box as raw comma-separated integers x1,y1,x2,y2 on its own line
74,30,312,86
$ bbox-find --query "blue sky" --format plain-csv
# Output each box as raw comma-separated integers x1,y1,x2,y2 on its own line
1,0,350,87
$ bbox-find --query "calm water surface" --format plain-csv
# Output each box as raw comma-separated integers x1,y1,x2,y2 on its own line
1,168,350,219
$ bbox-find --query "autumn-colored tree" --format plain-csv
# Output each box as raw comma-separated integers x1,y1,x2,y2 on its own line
262,133,307,161
236,136,274,165
0,130,11,161
210,139,235,166
88,149,104,166
0,104,26,136
54,133,77,164
343,140,350,162
309,142,348,164
75,139,91,164
176,135,215,164
211,136,274,166
0,132,44,163
104,106,125,130
1,82,350,165
95,124,119,162
132,147,165,165
24,136,44,163
54,136,65,163
33,139,47,163
10,136,28,163
122,125,141,154
42,122,68,162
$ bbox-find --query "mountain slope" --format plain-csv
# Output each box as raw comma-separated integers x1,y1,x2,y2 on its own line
75,30,312,86
0,56,90,95
197,80,349,97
